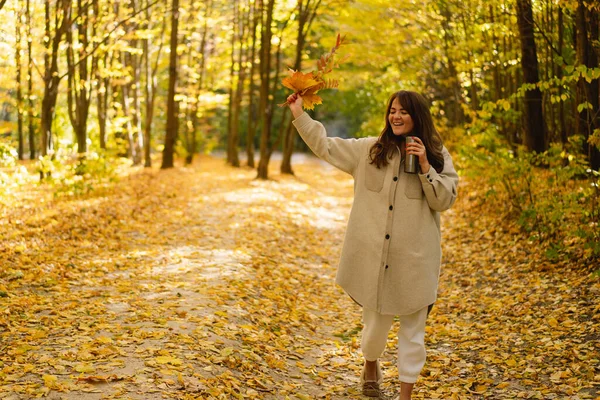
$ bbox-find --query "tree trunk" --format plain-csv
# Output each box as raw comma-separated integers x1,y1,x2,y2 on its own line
575,0,600,169
97,52,109,150
256,0,275,179
142,0,165,167
15,4,24,160
188,0,211,165
281,0,321,175
266,28,286,161
66,0,93,155
128,0,143,165
183,4,197,166
231,0,249,168
132,50,144,165
142,31,154,167
438,1,464,126
27,0,35,159
557,5,567,144
92,0,109,150
516,0,546,153
161,0,179,169
545,0,556,141
245,0,259,168
40,0,70,163
132,49,144,165
459,10,479,111
121,70,136,159
227,0,240,167
489,4,501,103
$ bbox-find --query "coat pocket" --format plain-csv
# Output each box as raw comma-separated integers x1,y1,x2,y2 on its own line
364,162,386,192
404,174,424,199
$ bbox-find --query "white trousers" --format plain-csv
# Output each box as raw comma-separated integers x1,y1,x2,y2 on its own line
361,306,429,384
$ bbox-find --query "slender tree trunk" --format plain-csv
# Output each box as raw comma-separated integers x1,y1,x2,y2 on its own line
256,0,275,179
281,0,321,175
183,42,192,165
16,5,24,160
183,3,197,166
557,6,567,144
588,7,600,169
438,1,464,126
120,40,136,159
132,50,143,165
260,19,289,166
575,0,600,169
143,31,153,167
546,0,556,141
132,54,143,165
110,38,128,157
128,0,143,165
161,0,179,169
142,0,165,167
489,5,501,103
227,0,240,167
516,0,546,152
488,3,507,138
122,73,136,159
97,51,109,150
95,0,108,149
40,0,54,159
246,0,258,168
459,10,479,111
27,0,35,159
66,0,93,155
188,0,211,165
40,0,70,164
231,0,249,168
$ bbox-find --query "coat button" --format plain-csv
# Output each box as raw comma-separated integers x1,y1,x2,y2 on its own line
393,176,398,181
385,265,389,269
389,205,393,211
385,234,390,239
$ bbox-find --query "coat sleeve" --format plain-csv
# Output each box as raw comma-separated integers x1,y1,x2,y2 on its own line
292,112,364,176
418,147,459,211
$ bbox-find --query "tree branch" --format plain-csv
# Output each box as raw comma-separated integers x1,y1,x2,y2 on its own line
58,0,161,81
532,17,565,63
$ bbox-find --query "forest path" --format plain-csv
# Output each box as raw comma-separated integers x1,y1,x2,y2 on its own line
0,155,598,399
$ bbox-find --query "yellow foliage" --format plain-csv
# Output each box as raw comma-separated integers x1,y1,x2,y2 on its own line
280,34,346,110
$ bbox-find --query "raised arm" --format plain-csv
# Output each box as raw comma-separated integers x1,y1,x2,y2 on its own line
289,94,364,175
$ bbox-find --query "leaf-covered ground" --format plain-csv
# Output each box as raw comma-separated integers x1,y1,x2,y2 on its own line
1,155,599,399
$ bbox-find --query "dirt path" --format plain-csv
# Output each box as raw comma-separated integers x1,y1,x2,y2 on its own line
1,155,598,399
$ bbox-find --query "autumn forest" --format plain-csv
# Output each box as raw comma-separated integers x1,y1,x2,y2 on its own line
0,0,599,399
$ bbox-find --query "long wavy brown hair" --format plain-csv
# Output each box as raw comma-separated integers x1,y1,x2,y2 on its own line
369,90,444,173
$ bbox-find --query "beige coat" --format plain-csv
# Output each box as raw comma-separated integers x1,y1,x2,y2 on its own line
293,112,459,315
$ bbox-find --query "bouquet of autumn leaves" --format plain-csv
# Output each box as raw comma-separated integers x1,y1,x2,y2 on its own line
280,34,347,110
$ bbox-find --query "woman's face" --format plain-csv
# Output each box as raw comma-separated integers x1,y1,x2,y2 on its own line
388,98,414,136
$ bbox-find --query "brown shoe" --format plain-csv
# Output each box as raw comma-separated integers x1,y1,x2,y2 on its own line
360,361,383,397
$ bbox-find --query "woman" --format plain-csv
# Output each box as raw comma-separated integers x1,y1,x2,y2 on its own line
287,90,459,400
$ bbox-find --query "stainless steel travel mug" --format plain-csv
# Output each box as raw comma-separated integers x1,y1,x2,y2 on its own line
405,136,417,174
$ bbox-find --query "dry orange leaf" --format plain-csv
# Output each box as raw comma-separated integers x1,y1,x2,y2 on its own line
281,71,322,94
280,33,346,110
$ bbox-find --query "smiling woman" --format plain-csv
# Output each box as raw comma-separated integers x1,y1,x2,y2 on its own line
369,91,445,173
388,99,414,136
287,90,458,400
